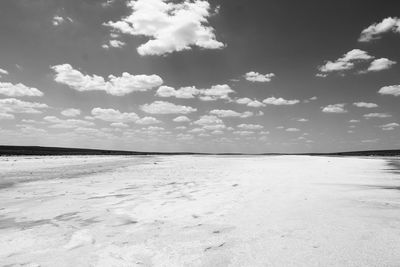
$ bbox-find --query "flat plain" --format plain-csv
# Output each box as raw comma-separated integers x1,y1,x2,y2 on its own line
1,155,400,267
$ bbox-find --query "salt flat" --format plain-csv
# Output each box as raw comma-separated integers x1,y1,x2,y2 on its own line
1,155,400,267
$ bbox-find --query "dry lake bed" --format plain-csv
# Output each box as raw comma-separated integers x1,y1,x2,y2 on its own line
1,155,400,266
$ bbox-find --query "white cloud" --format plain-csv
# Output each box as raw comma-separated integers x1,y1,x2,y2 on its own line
141,101,197,114
194,115,223,126
0,113,14,120
44,116,95,129
52,64,163,96
0,82,43,97
367,58,396,72
237,124,263,130
172,116,190,123
104,0,224,56
61,108,81,117
210,109,253,118
0,98,48,115
359,17,400,42
235,98,265,108
233,130,254,136
380,123,399,131
297,118,308,122
286,128,300,132
245,71,275,82
263,97,300,106
363,113,392,119
52,15,73,26
0,68,9,77
156,84,234,101
378,85,400,96
91,107,139,122
156,86,198,99
318,49,373,74
198,84,234,101
349,119,360,123
322,103,347,113
136,116,162,125
110,122,129,128
353,102,378,108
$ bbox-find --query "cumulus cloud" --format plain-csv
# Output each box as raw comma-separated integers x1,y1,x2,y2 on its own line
367,58,396,72
363,113,392,119
193,115,223,126
210,109,253,118
286,128,300,132
378,85,400,96
244,71,275,82
0,98,48,115
380,122,399,131
0,68,9,77
104,0,224,56
136,116,162,125
233,130,254,136
353,102,378,108
235,98,265,108
297,118,308,122
0,113,14,120
317,49,374,75
61,108,81,117
102,40,126,49
237,124,263,130
156,84,234,101
173,116,190,122
263,97,300,106
359,17,400,42
91,107,139,122
140,101,197,114
44,116,95,129
110,122,129,128
0,82,43,97
322,103,347,113
52,64,163,96
52,15,73,26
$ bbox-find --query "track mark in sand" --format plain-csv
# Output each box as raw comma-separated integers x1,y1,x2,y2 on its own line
204,242,226,252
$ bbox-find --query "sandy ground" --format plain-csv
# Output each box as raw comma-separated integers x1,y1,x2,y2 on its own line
1,155,400,267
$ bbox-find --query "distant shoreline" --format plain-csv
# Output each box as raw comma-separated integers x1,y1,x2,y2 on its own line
0,145,400,157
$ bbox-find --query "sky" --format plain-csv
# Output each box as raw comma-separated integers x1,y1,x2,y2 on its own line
0,0,399,153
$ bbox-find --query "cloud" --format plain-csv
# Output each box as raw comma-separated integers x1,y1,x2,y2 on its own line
44,116,95,129
244,71,275,82
156,84,234,101
194,115,223,126
359,17,400,42
110,122,129,128
210,109,253,118
140,101,197,114
156,86,198,99
322,103,347,113
104,0,224,56
0,113,14,120
263,97,300,106
380,123,399,131
353,102,378,108
173,116,190,122
233,130,254,136
237,124,263,130
0,68,9,77
378,85,400,96
52,64,163,96
0,98,48,115
91,107,139,122
52,15,73,26
102,40,126,49
349,119,360,123
367,58,396,72
136,116,162,125
297,118,308,122
61,108,81,117
317,49,373,74
286,128,300,132
0,82,43,97
363,113,392,119
235,98,265,108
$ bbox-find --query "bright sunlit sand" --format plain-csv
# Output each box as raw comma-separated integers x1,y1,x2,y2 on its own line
1,155,400,266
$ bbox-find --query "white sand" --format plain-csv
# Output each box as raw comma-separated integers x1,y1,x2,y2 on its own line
1,155,400,266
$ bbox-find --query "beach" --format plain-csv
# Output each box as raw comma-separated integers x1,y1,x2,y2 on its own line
1,155,400,266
